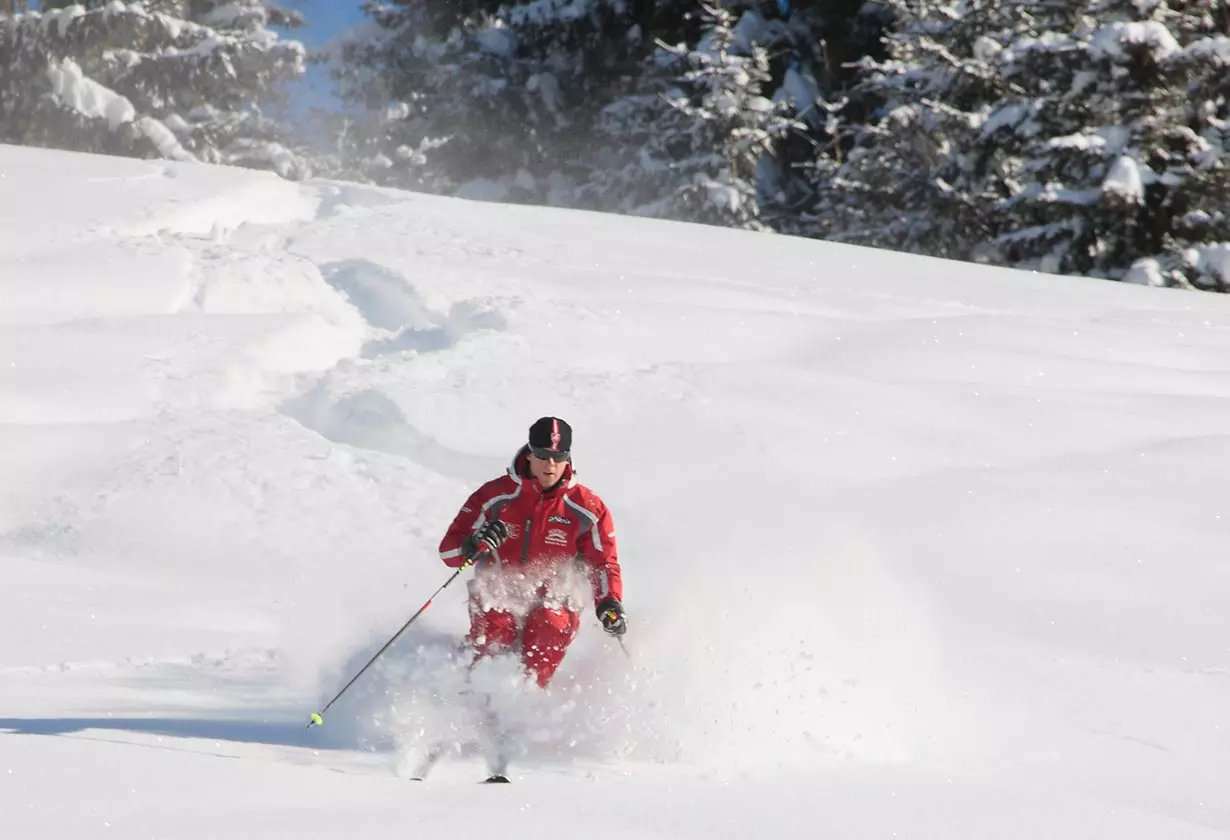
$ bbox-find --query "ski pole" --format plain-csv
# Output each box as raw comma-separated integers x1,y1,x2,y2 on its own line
307,552,483,729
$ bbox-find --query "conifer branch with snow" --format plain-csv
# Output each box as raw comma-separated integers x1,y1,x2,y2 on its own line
816,0,1230,289
0,1,309,177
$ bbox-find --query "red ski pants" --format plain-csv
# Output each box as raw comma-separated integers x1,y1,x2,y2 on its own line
469,606,580,687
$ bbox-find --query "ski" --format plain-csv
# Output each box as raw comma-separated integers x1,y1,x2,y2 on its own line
483,774,511,784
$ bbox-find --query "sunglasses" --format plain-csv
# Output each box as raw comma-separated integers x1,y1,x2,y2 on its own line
529,445,570,462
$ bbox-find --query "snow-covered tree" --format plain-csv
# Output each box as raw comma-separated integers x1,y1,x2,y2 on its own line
329,0,821,225
0,1,309,177
582,4,802,228
984,0,1230,286
331,0,653,199
1167,6,1230,289
745,0,875,235
807,0,1052,258
818,0,1230,288
325,0,929,234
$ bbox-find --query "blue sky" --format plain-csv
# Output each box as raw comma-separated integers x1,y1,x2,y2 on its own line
279,0,368,47
274,1,370,115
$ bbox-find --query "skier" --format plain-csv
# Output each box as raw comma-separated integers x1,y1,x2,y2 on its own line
438,416,626,688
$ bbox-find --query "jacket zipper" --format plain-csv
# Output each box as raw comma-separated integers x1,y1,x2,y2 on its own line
521,518,531,566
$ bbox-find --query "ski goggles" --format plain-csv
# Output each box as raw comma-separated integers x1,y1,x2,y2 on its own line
529,445,570,462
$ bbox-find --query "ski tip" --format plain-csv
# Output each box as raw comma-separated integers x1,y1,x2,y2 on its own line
483,774,511,784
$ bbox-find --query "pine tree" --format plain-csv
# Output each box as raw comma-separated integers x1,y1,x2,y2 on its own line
820,0,1230,288
0,1,309,177
746,1,868,234
1166,3,1230,289
328,0,902,234
581,3,803,228
331,0,650,198
984,0,1230,285
809,0,1046,259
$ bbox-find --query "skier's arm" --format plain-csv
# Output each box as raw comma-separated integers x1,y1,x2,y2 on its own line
575,499,622,606
438,488,488,568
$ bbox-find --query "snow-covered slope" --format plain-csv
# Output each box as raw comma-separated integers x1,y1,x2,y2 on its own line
1,144,1228,839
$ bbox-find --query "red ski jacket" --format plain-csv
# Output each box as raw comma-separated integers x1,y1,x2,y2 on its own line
438,447,622,607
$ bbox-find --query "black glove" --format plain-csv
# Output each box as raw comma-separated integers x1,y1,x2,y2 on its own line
596,598,626,637
462,520,509,560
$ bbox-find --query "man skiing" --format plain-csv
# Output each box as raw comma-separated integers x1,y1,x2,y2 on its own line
438,416,626,688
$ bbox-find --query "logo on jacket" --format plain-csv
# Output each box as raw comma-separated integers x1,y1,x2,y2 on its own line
548,515,572,525
545,528,569,547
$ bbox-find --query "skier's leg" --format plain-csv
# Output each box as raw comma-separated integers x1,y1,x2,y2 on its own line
521,606,580,687
464,606,521,778
468,608,519,659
